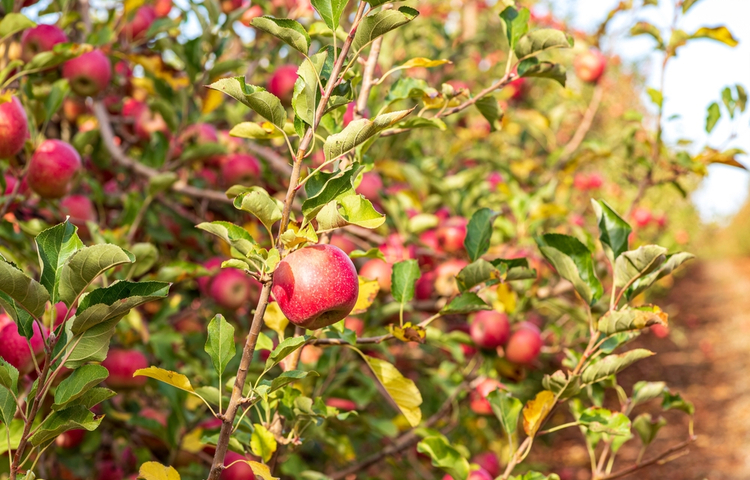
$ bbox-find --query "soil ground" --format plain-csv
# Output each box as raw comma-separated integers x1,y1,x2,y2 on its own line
530,259,750,480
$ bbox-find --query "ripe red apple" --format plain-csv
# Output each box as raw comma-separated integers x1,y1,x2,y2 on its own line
414,270,436,300
267,64,298,104
221,0,242,13
507,77,527,100
60,195,97,226
299,344,323,365
221,153,261,187
62,49,112,97
344,316,364,336
329,235,357,254
0,314,47,375
272,244,359,330
359,258,392,293
631,207,652,228
53,301,74,327
356,171,383,202
96,460,124,480
443,468,493,480
222,451,260,480
436,217,468,254
62,97,87,122
470,310,510,349
27,139,82,199
434,259,468,297
326,397,357,410
20,24,68,63
488,172,504,189
469,377,503,415
0,95,29,159
56,429,86,448
101,348,149,388
472,452,500,478
198,257,223,295
574,49,606,83
209,268,259,310
650,324,669,338
240,4,263,26
154,0,173,16
123,6,157,40
504,323,542,364
3,173,28,197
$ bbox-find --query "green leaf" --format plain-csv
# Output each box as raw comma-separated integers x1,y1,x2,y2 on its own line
250,423,277,462
515,29,573,59
440,293,492,314
252,16,311,54
53,364,109,410
58,244,136,307
706,102,720,133
35,221,84,304
349,248,386,261
351,7,419,52
597,306,667,335
633,413,666,446
456,259,502,292
661,390,694,415
233,188,284,235
517,58,566,86
475,95,502,132
63,387,116,410
0,359,19,425
628,252,694,299
487,389,523,438
0,257,50,320
646,87,663,108
416,436,470,480
591,200,631,262
315,195,386,232
71,281,170,335
265,336,309,370
197,221,258,257
323,109,413,161
30,405,103,446
630,22,664,48
229,121,290,140
614,245,667,288
537,233,603,306
631,381,666,406
580,408,631,437
541,370,581,400
44,78,70,123
581,349,654,385
129,243,159,278
269,370,319,393
0,13,36,39
361,354,422,427
310,0,348,30
491,258,537,281
206,77,287,129
0,419,23,455
499,6,530,50
391,259,420,303
302,166,362,220
293,49,327,126
63,316,122,369
682,0,701,12
147,172,178,196
205,314,236,378
690,26,738,47
464,208,498,262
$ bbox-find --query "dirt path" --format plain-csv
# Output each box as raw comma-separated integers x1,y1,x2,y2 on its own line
532,259,750,479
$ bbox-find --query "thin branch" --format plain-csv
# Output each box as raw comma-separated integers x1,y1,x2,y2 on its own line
555,82,605,170
355,5,389,120
244,142,292,177
595,436,696,480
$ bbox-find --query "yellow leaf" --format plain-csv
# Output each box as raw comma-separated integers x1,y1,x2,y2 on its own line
180,428,205,454
138,461,180,480
124,0,145,14
389,322,426,343
184,395,204,411
202,88,224,115
361,354,422,427
131,77,155,95
522,390,556,437
352,277,379,314
264,302,289,338
696,147,747,170
493,283,516,314
399,57,451,69
243,461,279,480
134,367,195,393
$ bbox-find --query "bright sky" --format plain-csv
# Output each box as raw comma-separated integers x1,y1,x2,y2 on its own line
551,0,750,222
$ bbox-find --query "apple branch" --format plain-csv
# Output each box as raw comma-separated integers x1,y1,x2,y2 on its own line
555,82,604,170
595,436,696,480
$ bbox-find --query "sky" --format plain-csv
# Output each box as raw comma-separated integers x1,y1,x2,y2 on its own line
550,0,750,222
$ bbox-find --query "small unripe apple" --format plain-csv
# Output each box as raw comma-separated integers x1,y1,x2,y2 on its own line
504,323,542,364
0,95,29,159
272,244,359,330
60,195,97,226
469,377,503,415
631,207,652,228
123,6,157,40
355,171,383,202
0,313,47,375
434,259,468,297
209,268,259,310
472,451,500,478
101,348,149,388
267,64,298,104
359,258,392,293
221,153,261,187
27,139,82,199
154,0,173,16
20,24,68,63
63,49,112,97
470,310,510,349
574,49,606,83
325,397,357,410
436,217,468,253
240,4,263,26
56,429,86,448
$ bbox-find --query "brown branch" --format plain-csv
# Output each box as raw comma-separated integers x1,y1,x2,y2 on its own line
313,333,392,345
92,102,232,204
355,5,389,120
556,82,604,169
244,141,292,177
595,436,696,480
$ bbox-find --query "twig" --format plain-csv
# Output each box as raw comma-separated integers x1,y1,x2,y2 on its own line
555,82,604,169
244,141,292,177
595,436,696,480
354,5,389,120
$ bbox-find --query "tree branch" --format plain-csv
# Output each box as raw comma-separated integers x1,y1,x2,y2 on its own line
555,82,604,169
595,436,696,480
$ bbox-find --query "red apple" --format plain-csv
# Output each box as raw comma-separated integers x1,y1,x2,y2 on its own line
3,173,28,197
96,460,124,480
434,259,468,297
27,139,82,199
60,194,97,226
209,268,259,310
650,324,669,338
53,301,74,327
221,452,257,480
326,397,357,410
56,429,86,448
240,4,263,26
587,172,604,189
469,378,503,415
436,217,468,254
488,172,504,189
472,452,500,478
198,257,224,295
267,64,298,104
220,153,261,187
154,0,173,16
123,6,157,40
0,95,29,158
504,323,542,364
299,344,323,365
0,314,47,375
20,24,68,63
329,235,357,254
359,258,392,293
443,468,493,480
631,207,652,228
507,77,527,100
414,270,436,300
63,49,112,97
356,171,383,202
344,316,364,336
470,310,510,349
272,244,359,329
574,49,606,83
62,97,87,122
101,348,149,388
221,0,242,13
